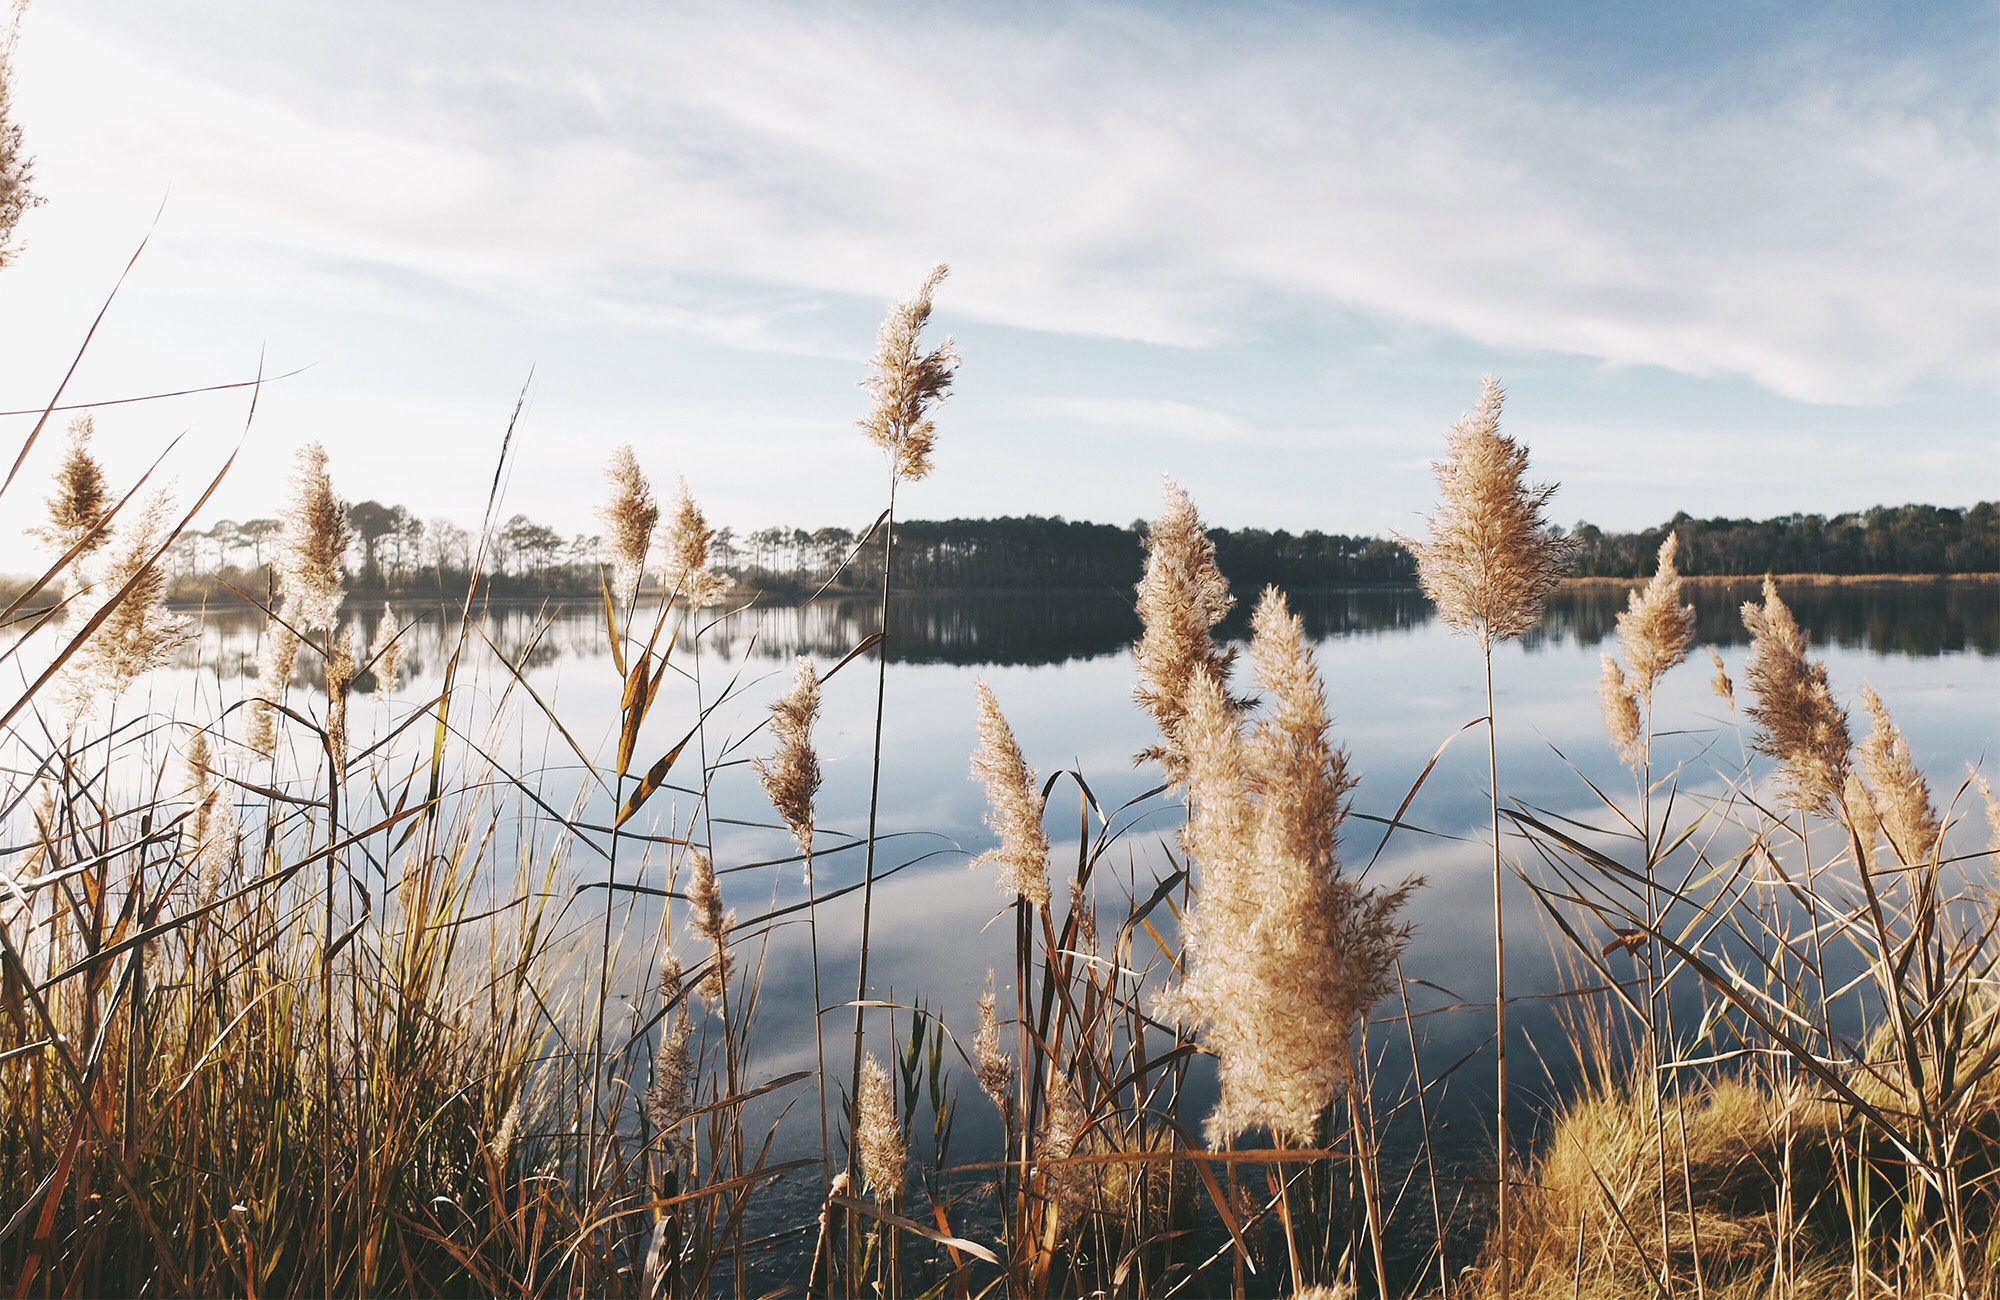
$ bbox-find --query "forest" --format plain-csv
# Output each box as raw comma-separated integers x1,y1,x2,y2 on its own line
148,499,1999,602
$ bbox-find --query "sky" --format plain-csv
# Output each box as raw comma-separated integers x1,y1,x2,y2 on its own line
0,0,1994,569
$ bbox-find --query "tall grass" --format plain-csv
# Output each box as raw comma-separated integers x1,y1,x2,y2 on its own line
2,261,1996,1300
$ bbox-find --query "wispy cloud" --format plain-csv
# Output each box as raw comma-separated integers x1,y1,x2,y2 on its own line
15,1,1995,404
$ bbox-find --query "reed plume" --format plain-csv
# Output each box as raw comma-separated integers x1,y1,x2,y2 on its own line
972,977,1013,1116
0,42,39,269
598,445,658,606
274,442,351,631
686,851,734,1002
1844,770,1881,862
1403,376,1577,645
368,605,403,694
1856,685,1939,865
32,414,110,557
1614,534,1695,700
183,728,234,909
856,1054,906,1204
325,625,356,772
859,264,958,483
661,478,732,608
646,950,695,1163
754,658,821,866
1741,578,1850,815
1039,1076,1091,1235
1709,648,1735,709
246,621,300,757
1971,768,2000,866
1133,478,1237,785
969,681,1050,907
1402,375,1569,1300
1161,589,1411,1144
1599,654,1643,768
65,491,189,704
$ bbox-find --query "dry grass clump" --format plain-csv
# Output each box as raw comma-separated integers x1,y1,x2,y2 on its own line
1475,1072,1852,1298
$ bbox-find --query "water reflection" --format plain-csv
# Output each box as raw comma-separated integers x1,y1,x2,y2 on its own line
172,579,1996,676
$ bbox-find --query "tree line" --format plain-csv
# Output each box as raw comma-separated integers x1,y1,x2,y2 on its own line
157,499,1996,603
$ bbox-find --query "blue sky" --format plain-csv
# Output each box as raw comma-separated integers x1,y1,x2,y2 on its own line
0,0,1992,568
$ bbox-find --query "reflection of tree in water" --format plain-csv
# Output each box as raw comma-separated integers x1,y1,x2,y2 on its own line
1525,581,1999,658
171,581,1995,680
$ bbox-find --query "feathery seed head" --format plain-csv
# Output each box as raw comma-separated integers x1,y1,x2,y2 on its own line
754,658,821,862
368,605,403,694
246,622,301,757
1709,648,1735,709
1741,578,1850,815
1599,653,1644,769
1159,592,1412,1144
856,1054,906,1203
860,264,958,483
65,491,190,704
1856,685,1939,866
646,949,695,1162
973,976,1013,1117
662,478,732,608
275,443,350,630
598,445,659,606
969,681,1050,906
1616,534,1696,698
686,851,735,1003
1970,768,2000,868
34,414,111,557
1134,478,1238,785
325,625,356,772
1843,770,1880,864
1404,376,1576,644
1039,1077,1092,1236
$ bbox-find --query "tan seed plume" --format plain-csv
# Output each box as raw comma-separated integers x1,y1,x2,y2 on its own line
855,1054,906,1204
325,625,356,772
1403,376,1576,645
1709,648,1735,709
1133,478,1238,785
1843,770,1881,863
369,605,403,694
1615,534,1696,699
1159,589,1413,1144
1856,685,1940,866
972,976,1013,1117
969,681,1050,907
1599,654,1644,769
65,491,190,706
246,621,301,757
1039,1076,1092,1236
686,851,735,1003
274,442,351,631
1969,768,2000,868
661,478,732,609
1741,578,1850,815
598,445,659,606
33,414,111,557
645,949,696,1163
754,658,821,869
859,263,958,483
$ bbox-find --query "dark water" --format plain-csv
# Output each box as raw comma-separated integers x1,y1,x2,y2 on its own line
157,579,1998,1288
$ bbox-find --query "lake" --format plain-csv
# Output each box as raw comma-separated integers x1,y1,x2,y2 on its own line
157,576,1999,1283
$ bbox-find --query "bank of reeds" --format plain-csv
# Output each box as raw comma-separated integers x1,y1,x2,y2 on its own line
2,261,1996,1299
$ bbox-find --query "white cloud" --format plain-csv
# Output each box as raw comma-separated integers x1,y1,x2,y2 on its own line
8,0,1993,405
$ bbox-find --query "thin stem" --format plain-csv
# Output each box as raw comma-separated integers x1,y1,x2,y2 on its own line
849,483,896,1179
1486,637,1510,1300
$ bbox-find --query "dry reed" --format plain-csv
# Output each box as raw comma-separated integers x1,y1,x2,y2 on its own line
970,681,1051,906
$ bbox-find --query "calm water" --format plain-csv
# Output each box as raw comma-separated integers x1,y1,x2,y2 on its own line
144,578,2000,1280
